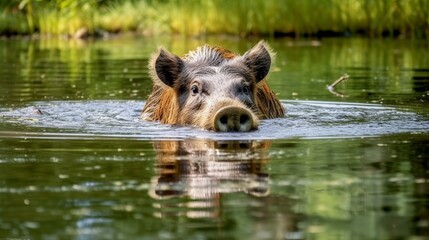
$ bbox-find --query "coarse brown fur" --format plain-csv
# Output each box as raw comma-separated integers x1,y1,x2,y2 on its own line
141,84,179,124
141,41,285,126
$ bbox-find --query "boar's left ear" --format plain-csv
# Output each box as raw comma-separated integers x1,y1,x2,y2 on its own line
243,41,272,83
153,48,183,87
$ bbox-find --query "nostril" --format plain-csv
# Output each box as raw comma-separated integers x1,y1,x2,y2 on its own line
240,114,250,125
220,115,228,125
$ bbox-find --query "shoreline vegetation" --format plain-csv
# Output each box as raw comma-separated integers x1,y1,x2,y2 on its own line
1,0,428,39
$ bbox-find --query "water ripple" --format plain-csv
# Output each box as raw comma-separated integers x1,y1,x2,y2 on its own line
0,100,428,140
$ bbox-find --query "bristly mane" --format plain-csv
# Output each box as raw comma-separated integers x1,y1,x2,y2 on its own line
184,45,235,66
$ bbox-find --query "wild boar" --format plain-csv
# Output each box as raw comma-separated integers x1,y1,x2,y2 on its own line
141,41,285,131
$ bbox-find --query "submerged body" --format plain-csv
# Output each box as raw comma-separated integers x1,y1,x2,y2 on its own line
142,41,285,132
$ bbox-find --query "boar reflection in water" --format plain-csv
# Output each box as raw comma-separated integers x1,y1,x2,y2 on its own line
149,140,270,218
142,41,285,131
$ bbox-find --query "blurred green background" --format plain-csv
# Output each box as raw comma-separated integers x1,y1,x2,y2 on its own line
1,0,428,38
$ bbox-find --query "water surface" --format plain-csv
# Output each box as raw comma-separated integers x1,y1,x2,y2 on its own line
0,100,428,140
0,37,428,239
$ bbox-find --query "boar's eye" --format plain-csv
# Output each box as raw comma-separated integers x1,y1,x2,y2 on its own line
239,84,250,95
191,84,199,95
242,85,250,94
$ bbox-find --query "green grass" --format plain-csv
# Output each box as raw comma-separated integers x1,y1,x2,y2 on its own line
1,0,428,38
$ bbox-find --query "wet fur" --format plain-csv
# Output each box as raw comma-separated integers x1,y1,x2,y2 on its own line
142,41,285,125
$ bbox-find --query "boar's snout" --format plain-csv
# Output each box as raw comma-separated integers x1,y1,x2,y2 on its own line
213,106,257,132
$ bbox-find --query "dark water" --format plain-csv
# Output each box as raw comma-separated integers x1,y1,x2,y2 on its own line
0,37,428,239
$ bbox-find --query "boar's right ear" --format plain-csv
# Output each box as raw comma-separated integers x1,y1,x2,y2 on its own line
152,48,183,87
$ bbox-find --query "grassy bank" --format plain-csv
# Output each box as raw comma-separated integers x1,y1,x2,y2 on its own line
1,0,428,38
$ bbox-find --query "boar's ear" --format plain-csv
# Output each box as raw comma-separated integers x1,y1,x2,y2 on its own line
243,41,272,83
153,48,183,87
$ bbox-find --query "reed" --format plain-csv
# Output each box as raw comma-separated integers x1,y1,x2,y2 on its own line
0,1,29,35
0,12,29,35
118,0,429,38
0,0,427,38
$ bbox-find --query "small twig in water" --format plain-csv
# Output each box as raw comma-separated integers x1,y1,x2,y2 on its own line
327,74,350,97
329,74,349,89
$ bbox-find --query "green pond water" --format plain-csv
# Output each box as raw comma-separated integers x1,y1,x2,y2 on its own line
0,36,428,240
